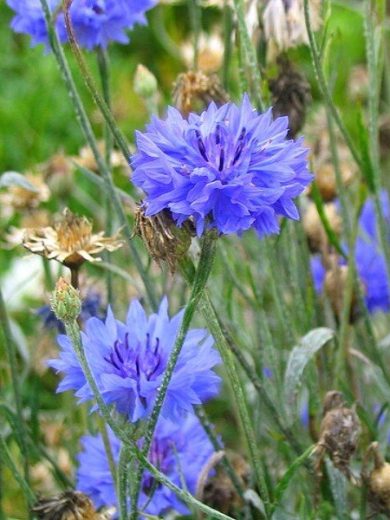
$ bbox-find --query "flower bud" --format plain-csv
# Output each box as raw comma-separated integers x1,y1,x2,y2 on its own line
134,64,158,100
51,277,81,323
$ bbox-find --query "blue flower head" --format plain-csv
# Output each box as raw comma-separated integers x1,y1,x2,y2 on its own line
6,0,157,50
48,297,221,421
77,415,215,516
132,95,313,237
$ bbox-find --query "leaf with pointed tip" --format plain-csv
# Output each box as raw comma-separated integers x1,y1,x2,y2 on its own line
284,328,334,420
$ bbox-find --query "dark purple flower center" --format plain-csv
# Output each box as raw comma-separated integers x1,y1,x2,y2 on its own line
104,333,163,381
194,125,247,178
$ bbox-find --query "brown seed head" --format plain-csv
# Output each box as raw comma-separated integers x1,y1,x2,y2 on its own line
315,391,361,480
22,208,123,268
303,202,341,254
363,442,390,515
173,71,228,118
134,205,194,273
324,261,360,323
200,452,250,516
269,58,311,138
31,491,98,520
0,173,50,214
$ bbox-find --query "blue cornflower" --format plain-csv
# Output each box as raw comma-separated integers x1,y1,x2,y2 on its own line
132,95,313,237
6,0,64,48
48,297,221,421
77,415,215,516
6,0,156,50
310,193,390,313
37,292,103,333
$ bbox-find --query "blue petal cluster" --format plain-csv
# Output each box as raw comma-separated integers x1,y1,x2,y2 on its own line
311,192,390,313
48,297,221,421
77,415,215,516
132,95,313,237
6,0,157,50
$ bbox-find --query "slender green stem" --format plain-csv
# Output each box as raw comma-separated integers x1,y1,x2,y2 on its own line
63,0,131,162
188,0,201,70
222,2,233,89
40,0,158,310
0,289,30,488
98,416,118,493
198,291,271,516
231,0,264,110
195,406,247,501
61,319,234,520
0,436,35,505
131,232,218,519
303,0,363,171
364,0,390,284
118,444,131,519
97,47,114,304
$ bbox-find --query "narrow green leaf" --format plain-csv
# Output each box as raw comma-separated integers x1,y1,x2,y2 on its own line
325,458,348,518
272,445,316,513
284,328,334,419
0,171,39,192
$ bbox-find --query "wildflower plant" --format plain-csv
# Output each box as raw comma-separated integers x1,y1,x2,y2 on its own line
3,0,390,519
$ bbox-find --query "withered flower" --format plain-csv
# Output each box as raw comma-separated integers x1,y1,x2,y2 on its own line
134,205,193,273
363,442,390,516
269,58,311,138
31,491,110,520
314,391,361,482
324,259,360,323
173,70,228,117
181,32,224,73
22,208,123,269
198,451,250,517
303,201,341,254
0,172,50,216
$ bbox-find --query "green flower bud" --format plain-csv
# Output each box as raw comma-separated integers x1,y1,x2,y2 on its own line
51,277,81,323
134,64,158,99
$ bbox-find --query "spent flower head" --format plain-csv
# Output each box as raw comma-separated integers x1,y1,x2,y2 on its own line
132,95,312,237
22,208,123,268
48,297,221,422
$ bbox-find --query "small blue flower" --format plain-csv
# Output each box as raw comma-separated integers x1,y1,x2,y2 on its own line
132,95,313,237
6,0,156,50
37,292,103,333
77,415,215,516
48,297,221,422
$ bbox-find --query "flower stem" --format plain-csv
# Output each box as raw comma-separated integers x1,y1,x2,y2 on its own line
118,443,131,519
63,0,131,162
130,231,218,519
303,0,363,171
0,288,30,491
61,319,235,520
231,0,264,110
39,0,158,310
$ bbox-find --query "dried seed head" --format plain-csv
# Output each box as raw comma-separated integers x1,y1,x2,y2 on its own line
22,208,123,268
134,205,194,273
31,491,98,520
200,452,251,516
364,442,390,515
269,59,311,138
173,71,229,118
315,390,361,481
310,162,353,202
324,260,360,323
303,202,341,254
